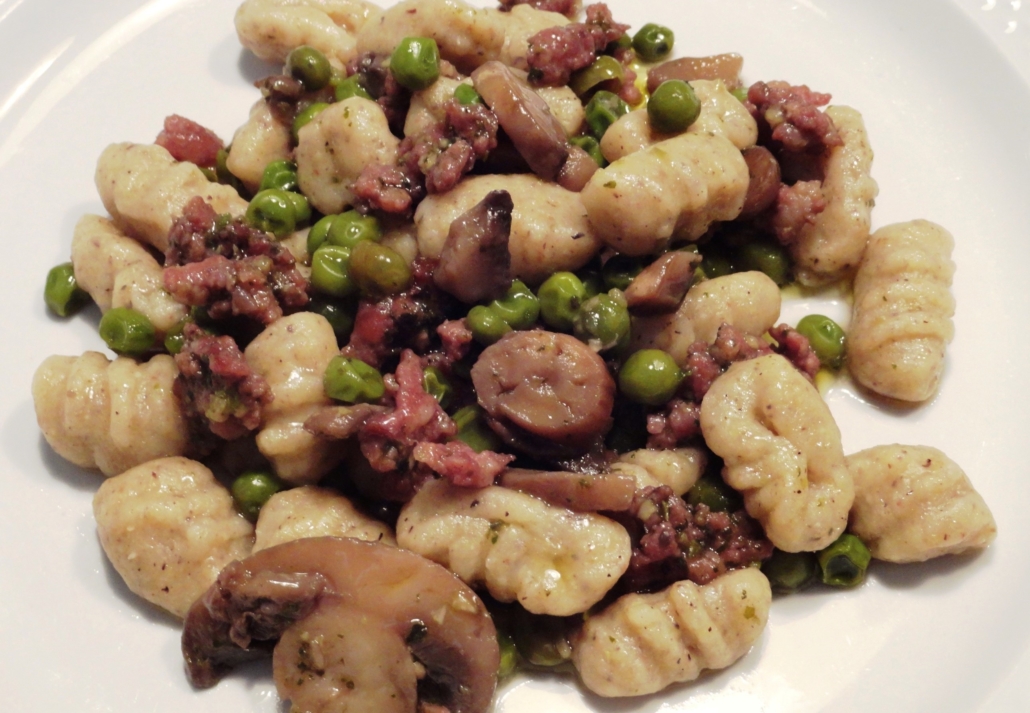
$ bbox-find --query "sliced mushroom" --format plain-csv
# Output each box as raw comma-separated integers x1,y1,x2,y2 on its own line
472,61,570,182
182,537,499,713
624,250,702,315
500,468,637,512
646,53,744,94
556,144,600,193
434,190,514,304
739,146,781,219
471,330,615,455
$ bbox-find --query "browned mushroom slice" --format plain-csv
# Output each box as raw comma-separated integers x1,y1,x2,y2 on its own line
645,53,744,94
304,403,390,440
472,61,570,182
556,144,600,193
181,537,499,713
624,250,702,315
500,469,637,512
739,146,782,219
434,190,514,304
471,330,615,454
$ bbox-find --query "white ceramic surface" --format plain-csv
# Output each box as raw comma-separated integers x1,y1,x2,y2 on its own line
2,0,1028,710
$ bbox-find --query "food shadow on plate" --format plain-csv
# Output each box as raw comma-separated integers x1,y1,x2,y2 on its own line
0,397,95,492
869,547,994,592
205,30,275,87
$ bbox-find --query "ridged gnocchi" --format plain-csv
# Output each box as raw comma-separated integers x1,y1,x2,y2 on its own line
415,173,602,284
295,97,400,215
95,142,248,252
396,479,630,616
244,312,343,484
254,485,396,551
700,354,854,552
235,0,378,68
226,100,293,194
790,105,878,285
33,352,188,477
571,568,771,697
582,132,750,256
848,219,956,402
631,271,781,366
846,445,996,562
93,457,254,618
612,447,706,496
71,215,187,334
601,79,758,162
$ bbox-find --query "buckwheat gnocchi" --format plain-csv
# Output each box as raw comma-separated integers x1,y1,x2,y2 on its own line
93,457,254,618
571,568,771,697
848,219,956,402
701,354,854,552
396,478,630,616
254,484,396,550
846,445,996,562
235,0,379,67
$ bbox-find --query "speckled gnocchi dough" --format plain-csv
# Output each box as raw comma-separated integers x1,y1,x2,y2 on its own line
244,312,343,484
356,0,565,73
701,354,854,552
226,100,293,194
95,143,248,253
582,132,749,256
791,105,878,285
846,445,995,562
848,219,955,402
71,215,187,334
631,271,781,366
254,485,395,551
601,79,758,162
235,0,379,68
415,173,602,284
571,568,771,697
612,447,706,495
396,479,630,616
33,352,188,477
295,97,400,215
93,457,254,618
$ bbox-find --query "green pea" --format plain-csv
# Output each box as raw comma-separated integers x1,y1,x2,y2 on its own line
735,240,791,286
538,272,587,332
584,90,629,139
497,629,519,679
686,475,743,512
618,348,683,405
647,79,701,134
795,314,847,370
259,159,298,193
324,355,385,403
579,267,604,299
632,23,675,62
467,305,512,346
285,45,332,91
731,86,749,104
247,188,297,238
44,262,88,317
214,148,245,191
292,101,330,142
283,190,311,227
307,296,355,341
453,83,482,105
490,280,539,330
700,251,734,279
349,240,412,298
422,366,453,409
98,307,156,356
390,36,440,91
231,470,285,521
569,135,606,167
762,549,819,593
327,210,382,250
511,615,571,667
453,405,503,453
818,533,872,588
163,315,191,355
334,74,373,102
602,254,643,291
573,289,630,352
569,55,624,97
310,244,356,297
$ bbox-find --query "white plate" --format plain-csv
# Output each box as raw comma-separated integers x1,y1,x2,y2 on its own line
2,0,1029,711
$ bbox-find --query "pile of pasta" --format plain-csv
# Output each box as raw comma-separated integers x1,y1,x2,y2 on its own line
32,0,996,710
